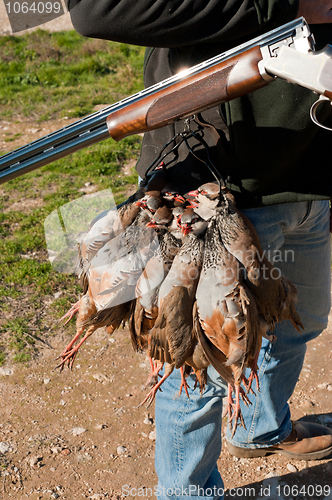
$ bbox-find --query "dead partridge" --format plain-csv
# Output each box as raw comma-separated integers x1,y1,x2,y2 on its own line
195,214,268,436
56,223,159,371
60,190,164,325
140,210,206,405
190,182,303,333
130,205,181,357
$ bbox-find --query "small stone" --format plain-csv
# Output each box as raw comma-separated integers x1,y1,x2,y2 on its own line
95,424,108,430
143,417,153,425
89,495,104,500
71,427,87,436
299,400,315,409
51,493,60,499
59,400,66,406
327,385,332,391
76,452,92,462
0,442,12,454
149,430,156,441
53,291,62,299
256,466,261,471
28,455,42,467
92,373,110,383
61,448,71,456
44,378,51,385
85,182,92,187
0,367,13,376
287,463,297,473
317,383,328,389
264,471,279,478
50,446,62,454
117,445,127,455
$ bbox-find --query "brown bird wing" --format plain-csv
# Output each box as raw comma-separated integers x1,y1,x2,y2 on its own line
147,312,173,365
193,308,234,386
155,286,196,369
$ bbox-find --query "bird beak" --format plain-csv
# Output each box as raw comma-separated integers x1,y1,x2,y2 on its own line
181,224,191,236
135,200,145,207
187,189,198,197
174,194,185,203
146,220,157,228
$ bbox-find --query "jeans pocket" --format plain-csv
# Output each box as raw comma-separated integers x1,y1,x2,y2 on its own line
298,201,313,227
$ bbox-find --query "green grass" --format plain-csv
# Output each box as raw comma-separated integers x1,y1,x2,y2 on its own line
0,30,145,363
0,29,145,121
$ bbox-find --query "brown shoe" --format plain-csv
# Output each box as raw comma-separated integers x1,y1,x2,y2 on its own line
226,420,332,461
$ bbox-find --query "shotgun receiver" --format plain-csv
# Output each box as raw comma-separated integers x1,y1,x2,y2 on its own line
1,17,331,184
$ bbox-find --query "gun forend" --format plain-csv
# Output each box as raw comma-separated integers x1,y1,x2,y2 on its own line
262,44,332,99
106,47,268,141
106,17,315,141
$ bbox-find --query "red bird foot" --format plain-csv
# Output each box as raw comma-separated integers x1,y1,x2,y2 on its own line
143,359,163,389
227,383,252,438
178,366,190,398
138,364,174,408
245,367,260,395
59,300,80,325
55,326,93,372
245,352,260,394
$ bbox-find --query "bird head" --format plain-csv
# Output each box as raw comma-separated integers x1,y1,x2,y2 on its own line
179,209,207,236
146,206,172,229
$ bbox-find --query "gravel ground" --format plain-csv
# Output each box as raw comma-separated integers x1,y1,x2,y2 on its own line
0,311,331,500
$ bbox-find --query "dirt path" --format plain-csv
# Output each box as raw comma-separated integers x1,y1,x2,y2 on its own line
0,300,331,500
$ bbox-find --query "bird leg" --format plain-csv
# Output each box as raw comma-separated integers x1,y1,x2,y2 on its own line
57,329,84,361
178,366,190,398
227,383,234,421
240,373,256,396
246,352,260,394
228,384,247,438
143,359,163,389
138,364,174,408
59,300,80,325
55,325,95,372
227,384,252,438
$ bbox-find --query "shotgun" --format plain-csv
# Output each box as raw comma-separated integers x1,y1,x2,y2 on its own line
1,17,331,184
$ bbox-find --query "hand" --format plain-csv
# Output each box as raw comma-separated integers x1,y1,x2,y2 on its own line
298,0,332,23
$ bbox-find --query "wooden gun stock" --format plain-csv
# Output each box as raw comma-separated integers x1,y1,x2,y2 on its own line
106,47,268,141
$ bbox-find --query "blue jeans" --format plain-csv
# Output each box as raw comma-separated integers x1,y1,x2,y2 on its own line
154,201,331,500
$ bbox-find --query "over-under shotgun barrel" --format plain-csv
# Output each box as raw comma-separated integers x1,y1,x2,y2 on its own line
0,18,315,184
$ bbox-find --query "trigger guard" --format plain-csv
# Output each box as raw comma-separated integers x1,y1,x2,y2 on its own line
310,96,332,131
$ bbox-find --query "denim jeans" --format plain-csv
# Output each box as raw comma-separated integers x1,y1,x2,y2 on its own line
154,200,331,500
